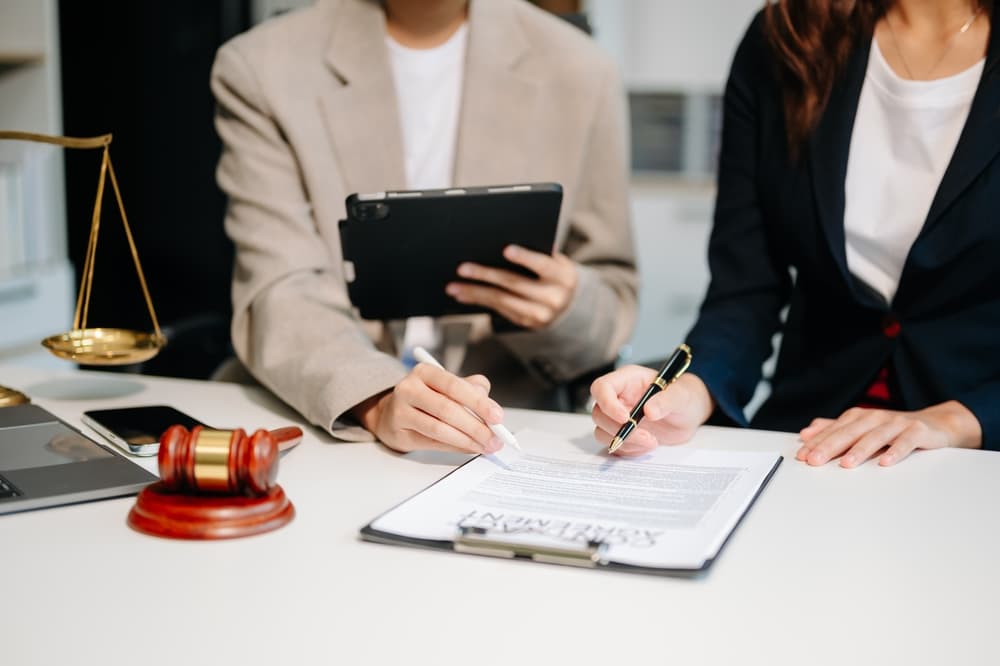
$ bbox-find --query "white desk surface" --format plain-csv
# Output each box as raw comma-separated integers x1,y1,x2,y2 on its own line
1,365,997,666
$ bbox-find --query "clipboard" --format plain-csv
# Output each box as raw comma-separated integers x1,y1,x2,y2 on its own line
359,431,783,577
338,183,562,322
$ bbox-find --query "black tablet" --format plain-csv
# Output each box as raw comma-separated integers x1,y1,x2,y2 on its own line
338,183,562,321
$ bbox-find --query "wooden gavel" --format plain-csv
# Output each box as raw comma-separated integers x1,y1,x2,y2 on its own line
158,425,303,497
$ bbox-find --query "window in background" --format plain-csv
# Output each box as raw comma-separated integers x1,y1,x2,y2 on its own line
629,91,722,179
629,92,685,173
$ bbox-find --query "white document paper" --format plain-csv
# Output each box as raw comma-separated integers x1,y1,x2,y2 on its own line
369,429,782,570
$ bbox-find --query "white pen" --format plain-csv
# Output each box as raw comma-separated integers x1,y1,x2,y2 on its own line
412,346,522,452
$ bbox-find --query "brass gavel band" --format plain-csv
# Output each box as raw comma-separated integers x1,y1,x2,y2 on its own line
192,429,233,492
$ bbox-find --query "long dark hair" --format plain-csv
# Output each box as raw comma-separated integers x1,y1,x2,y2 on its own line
763,0,994,151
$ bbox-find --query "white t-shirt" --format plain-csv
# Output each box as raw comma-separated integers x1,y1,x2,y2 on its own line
386,23,468,191
386,24,469,364
843,39,984,304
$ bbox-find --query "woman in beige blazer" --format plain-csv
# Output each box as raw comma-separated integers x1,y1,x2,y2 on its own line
211,0,637,454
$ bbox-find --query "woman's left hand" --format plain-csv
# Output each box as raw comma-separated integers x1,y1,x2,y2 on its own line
796,400,982,468
445,245,577,329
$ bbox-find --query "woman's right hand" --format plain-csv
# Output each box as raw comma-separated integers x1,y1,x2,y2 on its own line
590,366,715,456
352,363,505,455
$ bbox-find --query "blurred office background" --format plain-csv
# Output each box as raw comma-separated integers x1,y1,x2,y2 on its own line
0,0,762,378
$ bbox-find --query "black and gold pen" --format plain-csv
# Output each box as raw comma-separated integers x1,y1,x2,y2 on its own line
608,344,693,454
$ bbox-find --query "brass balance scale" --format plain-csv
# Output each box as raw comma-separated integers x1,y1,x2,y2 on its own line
0,131,165,407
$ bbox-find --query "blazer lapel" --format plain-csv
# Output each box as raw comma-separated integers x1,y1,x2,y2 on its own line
808,32,877,306
920,22,1000,231
319,0,406,193
453,0,541,187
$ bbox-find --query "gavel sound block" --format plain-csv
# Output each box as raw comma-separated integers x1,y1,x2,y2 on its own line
127,425,301,539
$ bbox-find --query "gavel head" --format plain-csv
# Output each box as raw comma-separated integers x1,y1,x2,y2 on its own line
158,426,279,497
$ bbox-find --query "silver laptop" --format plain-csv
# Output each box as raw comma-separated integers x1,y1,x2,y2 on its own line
0,403,156,514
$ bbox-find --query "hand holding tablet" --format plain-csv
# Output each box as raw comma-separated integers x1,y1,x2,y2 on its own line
339,183,562,325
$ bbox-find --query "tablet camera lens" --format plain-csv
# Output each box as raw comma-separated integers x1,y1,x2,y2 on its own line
354,203,389,221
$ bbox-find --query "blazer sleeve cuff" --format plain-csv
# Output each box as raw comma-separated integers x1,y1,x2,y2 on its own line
328,420,378,443
689,358,750,428
955,382,1000,451
313,357,407,442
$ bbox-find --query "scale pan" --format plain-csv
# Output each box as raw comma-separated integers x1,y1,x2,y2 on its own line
42,328,166,365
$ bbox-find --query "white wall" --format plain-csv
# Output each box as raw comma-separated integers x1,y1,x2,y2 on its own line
585,0,763,365
588,0,763,91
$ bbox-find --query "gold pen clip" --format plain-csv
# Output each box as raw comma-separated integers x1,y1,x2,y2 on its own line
675,343,693,377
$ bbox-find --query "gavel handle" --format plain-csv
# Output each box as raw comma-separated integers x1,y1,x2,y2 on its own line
270,426,304,452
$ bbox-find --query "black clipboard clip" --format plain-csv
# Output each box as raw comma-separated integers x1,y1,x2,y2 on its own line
454,525,608,568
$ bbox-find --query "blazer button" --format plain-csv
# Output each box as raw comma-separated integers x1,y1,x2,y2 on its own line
882,314,902,339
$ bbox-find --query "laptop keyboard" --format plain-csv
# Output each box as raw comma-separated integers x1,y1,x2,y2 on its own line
0,474,21,498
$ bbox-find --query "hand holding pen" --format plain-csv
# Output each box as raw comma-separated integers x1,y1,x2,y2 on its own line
351,347,518,455
609,345,692,453
413,347,521,452
590,345,714,457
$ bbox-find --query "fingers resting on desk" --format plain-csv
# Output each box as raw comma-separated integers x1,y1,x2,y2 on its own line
797,401,982,468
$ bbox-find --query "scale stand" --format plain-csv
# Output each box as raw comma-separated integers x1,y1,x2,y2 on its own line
0,131,166,406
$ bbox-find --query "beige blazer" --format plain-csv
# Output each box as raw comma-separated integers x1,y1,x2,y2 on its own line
211,0,637,440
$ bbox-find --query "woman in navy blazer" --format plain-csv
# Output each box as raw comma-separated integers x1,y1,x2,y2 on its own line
592,0,999,466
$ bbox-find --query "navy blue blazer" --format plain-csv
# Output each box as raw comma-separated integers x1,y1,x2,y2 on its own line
686,12,1000,451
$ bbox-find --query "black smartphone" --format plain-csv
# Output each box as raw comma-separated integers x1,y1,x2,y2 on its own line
81,405,209,457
